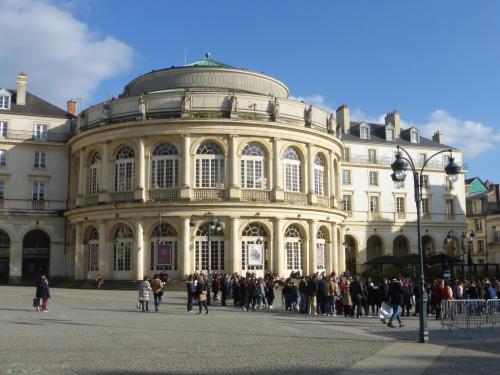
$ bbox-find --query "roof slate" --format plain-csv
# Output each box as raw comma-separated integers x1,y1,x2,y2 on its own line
0,89,68,118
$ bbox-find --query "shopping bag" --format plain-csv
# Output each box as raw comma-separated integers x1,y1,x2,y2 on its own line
379,302,393,320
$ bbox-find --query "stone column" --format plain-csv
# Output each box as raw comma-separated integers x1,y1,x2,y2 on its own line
230,217,240,274
338,226,346,274
180,135,191,201
329,150,335,206
302,233,309,276
134,138,145,202
8,241,22,283
331,223,337,274
309,220,317,274
229,135,240,201
74,223,83,279
181,218,191,278
98,222,108,278
98,141,111,203
135,221,144,280
307,144,315,204
273,138,284,201
273,219,284,277
77,149,85,206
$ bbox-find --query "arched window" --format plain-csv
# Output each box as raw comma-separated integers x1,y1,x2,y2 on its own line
89,152,101,196
114,146,135,192
195,141,224,188
113,225,133,271
316,227,326,270
194,222,224,272
283,147,301,192
285,225,303,272
313,154,327,196
151,143,179,189
150,223,178,271
87,227,99,271
241,143,267,189
241,223,268,272
0,229,11,282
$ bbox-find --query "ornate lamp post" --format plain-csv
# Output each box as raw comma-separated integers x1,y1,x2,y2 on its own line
391,145,460,343
189,213,221,305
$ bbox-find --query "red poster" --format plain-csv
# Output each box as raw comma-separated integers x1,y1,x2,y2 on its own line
157,244,172,265
90,245,99,267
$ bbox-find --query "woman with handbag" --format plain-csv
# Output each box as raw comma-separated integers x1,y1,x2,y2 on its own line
197,275,208,314
150,274,164,312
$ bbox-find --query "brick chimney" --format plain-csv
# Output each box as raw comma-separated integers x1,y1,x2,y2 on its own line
67,99,77,116
16,72,27,106
336,104,350,134
432,131,442,144
385,110,400,138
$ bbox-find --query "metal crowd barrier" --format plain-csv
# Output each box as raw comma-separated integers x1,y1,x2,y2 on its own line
440,299,499,339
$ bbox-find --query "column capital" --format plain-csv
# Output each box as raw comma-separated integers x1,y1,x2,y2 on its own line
180,134,191,138
230,134,238,139
272,137,281,142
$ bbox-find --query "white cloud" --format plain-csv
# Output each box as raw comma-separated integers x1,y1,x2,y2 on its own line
289,94,336,114
0,0,133,109
420,110,500,158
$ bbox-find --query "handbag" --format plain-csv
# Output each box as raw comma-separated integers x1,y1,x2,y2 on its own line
158,290,164,297
32,298,39,308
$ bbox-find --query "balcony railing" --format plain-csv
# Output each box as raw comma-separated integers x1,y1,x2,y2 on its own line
284,192,308,205
316,195,331,208
343,154,468,170
111,191,135,203
84,196,98,207
1,129,71,143
194,188,227,201
148,188,179,201
31,200,47,209
241,189,271,202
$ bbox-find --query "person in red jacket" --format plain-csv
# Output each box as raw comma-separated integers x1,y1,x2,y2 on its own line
434,280,445,319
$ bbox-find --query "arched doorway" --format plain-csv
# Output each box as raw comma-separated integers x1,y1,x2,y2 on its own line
241,223,268,277
393,236,410,257
344,235,357,274
194,222,224,273
0,230,10,283
422,235,435,255
285,224,303,275
366,235,383,262
22,230,50,280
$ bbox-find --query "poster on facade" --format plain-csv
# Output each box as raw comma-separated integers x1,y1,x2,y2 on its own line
157,244,172,265
316,244,325,268
248,243,263,266
90,245,99,267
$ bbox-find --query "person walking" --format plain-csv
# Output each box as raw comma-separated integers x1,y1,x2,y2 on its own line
307,274,319,315
196,275,208,314
150,274,164,312
349,276,363,319
387,278,404,328
298,276,308,314
138,276,152,312
36,275,50,312
265,277,275,309
186,274,195,312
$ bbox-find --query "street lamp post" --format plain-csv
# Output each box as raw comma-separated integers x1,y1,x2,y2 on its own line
190,213,221,305
391,145,461,343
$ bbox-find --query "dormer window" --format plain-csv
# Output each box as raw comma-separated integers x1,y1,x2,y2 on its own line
386,127,394,141
360,124,370,139
0,89,12,110
410,129,420,143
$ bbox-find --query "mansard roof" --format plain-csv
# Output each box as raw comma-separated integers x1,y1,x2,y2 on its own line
0,89,68,118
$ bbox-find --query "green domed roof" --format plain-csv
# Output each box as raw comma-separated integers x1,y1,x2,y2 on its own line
183,52,234,69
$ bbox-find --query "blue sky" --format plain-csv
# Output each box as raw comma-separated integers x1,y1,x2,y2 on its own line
1,0,499,181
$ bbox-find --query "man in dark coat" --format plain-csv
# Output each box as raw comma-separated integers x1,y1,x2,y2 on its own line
387,278,404,328
349,277,363,318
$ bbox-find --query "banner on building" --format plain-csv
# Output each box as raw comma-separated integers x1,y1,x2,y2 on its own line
157,243,172,265
316,244,325,268
248,243,263,266
90,245,99,267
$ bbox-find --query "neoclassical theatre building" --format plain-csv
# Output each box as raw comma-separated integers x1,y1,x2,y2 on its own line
67,55,347,281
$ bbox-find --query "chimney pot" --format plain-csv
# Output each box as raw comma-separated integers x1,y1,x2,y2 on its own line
336,104,350,134
385,110,400,138
67,99,77,116
16,72,27,106
432,131,442,144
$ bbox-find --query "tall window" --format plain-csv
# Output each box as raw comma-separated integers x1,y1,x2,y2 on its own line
343,194,352,212
114,146,135,192
422,198,430,215
477,240,485,253
342,170,351,185
0,121,7,138
283,147,301,192
285,225,302,271
194,223,224,272
360,125,370,139
369,196,379,212
151,143,179,189
421,175,429,188
316,228,326,270
368,149,377,164
474,219,483,232
446,199,455,216
0,149,5,167
396,197,405,213
89,152,101,196
241,223,267,271
150,223,178,271
87,228,99,271
386,127,394,141
34,124,48,141
410,129,420,143
113,225,133,271
32,182,44,201
418,153,427,166
493,226,500,243
34,151,46,168
195,142,225,188
0,180,4,200
472,199,482,214
0,94,11,110
445,176,454,190
241,143,267,189
343,147,350,162
369,171,378,186
313,154,326,196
